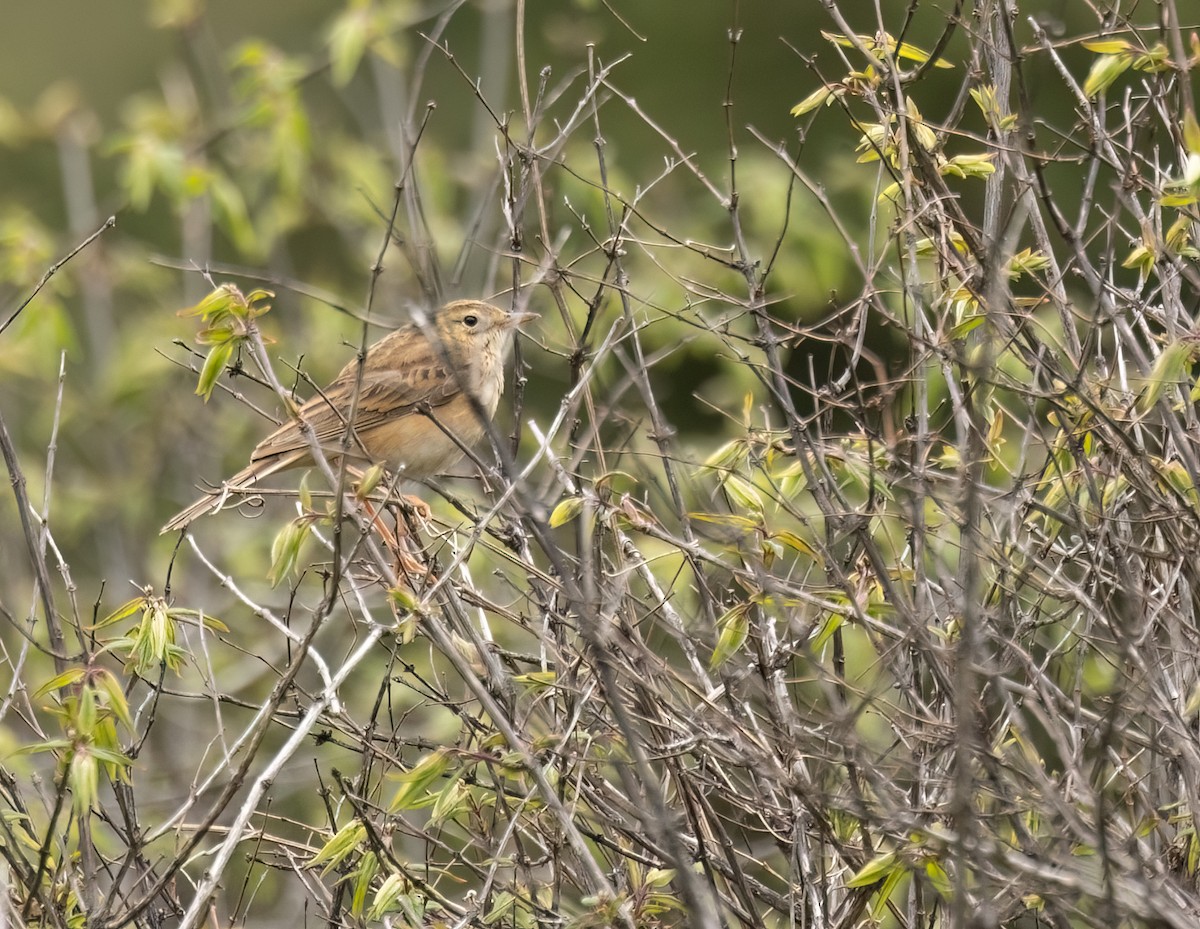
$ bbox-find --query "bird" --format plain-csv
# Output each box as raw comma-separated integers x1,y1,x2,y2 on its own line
162,299,536,533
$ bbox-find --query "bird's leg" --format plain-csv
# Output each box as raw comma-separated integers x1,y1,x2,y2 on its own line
352,496,432,583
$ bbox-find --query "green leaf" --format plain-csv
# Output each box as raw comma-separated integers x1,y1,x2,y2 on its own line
1153,457,1200,507
1131,43,1170,72
1138,341,1195,413
354,463,385,500
1122,242,1156,275
1006,247,1052,280
969,84,1017,132
94,596,148,629
791,86,834,117
307,819,367,875
644,867,676,888
268,518,312,587
1184,111,1200,156
770,529,821,563
702,438,747,471
709,602,751,670
924,857,953,897
905,97,938,151
388,749,454,812
67,750,99,814
723,474,764,516
1081,38,1134,55
949,315,986,339
811,610,846,653
428,774,469,826
688,512,761,531
870,858,909,918
89,745,133,769
32,668,86,700
549,496,585,528
1166,216,1197,255
513,671,558,691
846,849,899,887
941,153,996,179
11,738,71,757
93,669,136,733
1184,680,1200,717
388,585,421,614
483,891,519,924
208,170,259,257
196,340,233,402
1162,189,1200,208
350,851,378,916
1083,53,1132,98
893,40,953,68
367,874,412,921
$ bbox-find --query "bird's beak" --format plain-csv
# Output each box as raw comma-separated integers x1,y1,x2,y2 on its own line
504,310,539,329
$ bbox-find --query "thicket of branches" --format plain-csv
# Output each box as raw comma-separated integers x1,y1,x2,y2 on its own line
5,1,1200,927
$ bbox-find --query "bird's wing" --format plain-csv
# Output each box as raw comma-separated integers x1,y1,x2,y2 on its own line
250,329,462,463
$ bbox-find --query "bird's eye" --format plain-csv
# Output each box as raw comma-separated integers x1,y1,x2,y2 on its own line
463,315,479,328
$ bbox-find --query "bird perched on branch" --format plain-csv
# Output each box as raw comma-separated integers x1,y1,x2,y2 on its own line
162,299,536,533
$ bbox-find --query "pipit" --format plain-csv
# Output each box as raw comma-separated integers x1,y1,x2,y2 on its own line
162,299,535,533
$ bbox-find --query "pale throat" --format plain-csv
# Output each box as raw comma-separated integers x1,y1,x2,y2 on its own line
470,331,507,415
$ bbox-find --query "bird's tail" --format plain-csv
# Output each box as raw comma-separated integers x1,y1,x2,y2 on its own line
160,456,293,534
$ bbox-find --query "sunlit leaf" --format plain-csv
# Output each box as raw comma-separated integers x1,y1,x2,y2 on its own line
791,86,834,117
893,40,953,68
549,496,585,528
941,152,996,179
1081,38,1134,55
1083,53,1132,97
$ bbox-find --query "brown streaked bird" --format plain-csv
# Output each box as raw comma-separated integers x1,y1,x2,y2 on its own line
161,299,536,533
